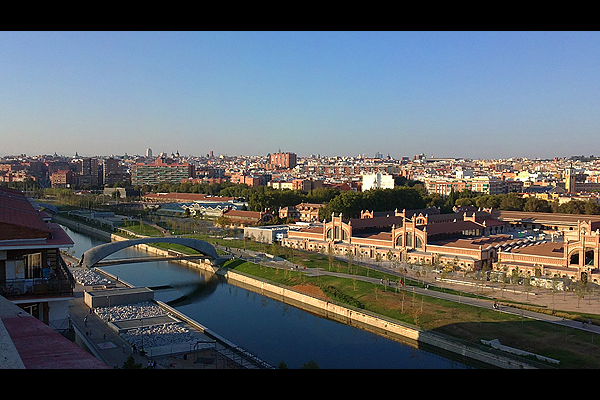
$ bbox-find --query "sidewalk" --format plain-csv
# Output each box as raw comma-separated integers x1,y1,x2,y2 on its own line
69,283,150,369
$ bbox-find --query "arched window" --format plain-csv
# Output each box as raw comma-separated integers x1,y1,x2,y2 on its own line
415,235,423,249
405,233,413,248
395,235,403,247
570,252,579,265
585,249,594,266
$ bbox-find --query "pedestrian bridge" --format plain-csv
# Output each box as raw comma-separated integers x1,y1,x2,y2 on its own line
79,237,221,269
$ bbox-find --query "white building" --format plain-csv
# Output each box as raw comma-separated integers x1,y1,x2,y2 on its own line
362,173,394,191
455,168,474,179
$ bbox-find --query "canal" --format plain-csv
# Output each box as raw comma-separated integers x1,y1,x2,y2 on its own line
62,225,474,369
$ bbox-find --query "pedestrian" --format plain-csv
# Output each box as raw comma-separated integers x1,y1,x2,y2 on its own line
84,316,88,326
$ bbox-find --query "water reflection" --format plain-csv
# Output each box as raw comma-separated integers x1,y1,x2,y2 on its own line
164,275,221,307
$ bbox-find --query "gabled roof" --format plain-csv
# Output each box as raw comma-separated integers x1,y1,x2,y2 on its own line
349,215,404,229
420,220,485,236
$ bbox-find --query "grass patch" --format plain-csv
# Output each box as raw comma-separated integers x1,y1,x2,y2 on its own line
225,255,600,369
120,221,163,237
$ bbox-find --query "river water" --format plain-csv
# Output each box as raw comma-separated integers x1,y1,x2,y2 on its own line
62,226,474,369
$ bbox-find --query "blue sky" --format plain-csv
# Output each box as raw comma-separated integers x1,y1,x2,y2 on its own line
1,31,599,160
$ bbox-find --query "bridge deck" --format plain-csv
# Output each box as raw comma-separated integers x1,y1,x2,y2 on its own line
80,237,220,269
96,255,210,266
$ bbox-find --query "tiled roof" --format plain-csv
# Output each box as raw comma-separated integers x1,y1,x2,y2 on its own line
349,215,405,229
223,209,262,218
421,220,484,236
0,187,51,239
143,192,234,202
0,296,109,369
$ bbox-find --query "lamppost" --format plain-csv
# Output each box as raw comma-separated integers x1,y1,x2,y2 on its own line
140,317,144,353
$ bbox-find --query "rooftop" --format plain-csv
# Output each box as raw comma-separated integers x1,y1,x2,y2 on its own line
0,186,51,240
0,295,109,369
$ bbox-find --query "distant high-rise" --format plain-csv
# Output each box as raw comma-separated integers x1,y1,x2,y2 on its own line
146,148,153,158
103,157,130,186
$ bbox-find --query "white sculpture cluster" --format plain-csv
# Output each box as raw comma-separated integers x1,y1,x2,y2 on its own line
72,267,113,286
94,301,166,322
121,324,200,350
72,267,202,351
95,302,200,351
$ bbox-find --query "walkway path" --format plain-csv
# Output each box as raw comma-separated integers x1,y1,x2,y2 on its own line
223,246,600,336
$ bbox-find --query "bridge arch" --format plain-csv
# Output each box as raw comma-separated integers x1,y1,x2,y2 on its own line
80,237,220,269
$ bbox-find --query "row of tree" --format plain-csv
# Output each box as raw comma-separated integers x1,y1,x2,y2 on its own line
135,181,600,221
451,191,600,215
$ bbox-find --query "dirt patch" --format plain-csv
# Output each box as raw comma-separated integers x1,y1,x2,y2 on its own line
292,284,329,300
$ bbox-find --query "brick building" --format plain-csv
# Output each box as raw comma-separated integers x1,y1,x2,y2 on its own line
268,152,297,170
282,207,600,284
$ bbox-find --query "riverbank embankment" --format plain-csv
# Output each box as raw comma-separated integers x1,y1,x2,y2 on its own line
54,214,541,369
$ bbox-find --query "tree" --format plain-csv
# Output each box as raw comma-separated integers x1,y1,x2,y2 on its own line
499,193,525,211
558,200,586,214
346,248,354,274
455,197,474,207
584,199,600,215
216,215,232,228
301,360,320,369
523,197,551,213
122,355,142,369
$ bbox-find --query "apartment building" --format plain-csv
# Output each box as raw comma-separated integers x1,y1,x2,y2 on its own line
269,152,297,170
0,187,75,330
131,157,195,185
424,176,506,196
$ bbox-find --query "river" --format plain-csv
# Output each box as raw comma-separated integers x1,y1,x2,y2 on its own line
62,225,474,369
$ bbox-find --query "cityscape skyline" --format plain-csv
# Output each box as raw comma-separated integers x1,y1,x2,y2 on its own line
2,31,600,159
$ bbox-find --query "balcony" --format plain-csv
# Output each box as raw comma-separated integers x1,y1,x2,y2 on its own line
0,255,74,300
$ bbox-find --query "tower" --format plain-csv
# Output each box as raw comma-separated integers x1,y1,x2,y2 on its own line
565,165,576,193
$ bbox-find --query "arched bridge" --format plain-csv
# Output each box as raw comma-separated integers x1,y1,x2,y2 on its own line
80,237,221,269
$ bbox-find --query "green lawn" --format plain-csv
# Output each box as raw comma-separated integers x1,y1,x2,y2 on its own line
223,256,600,369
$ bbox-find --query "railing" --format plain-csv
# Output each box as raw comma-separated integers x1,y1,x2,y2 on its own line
0,255,74,299
0,277,73,299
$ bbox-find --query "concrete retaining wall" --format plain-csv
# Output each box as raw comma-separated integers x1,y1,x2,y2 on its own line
53,214,113,241
55,215,538,368
223,269,539,369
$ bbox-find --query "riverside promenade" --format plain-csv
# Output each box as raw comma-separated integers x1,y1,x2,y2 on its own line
228,246,600,336
65,253,272,369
